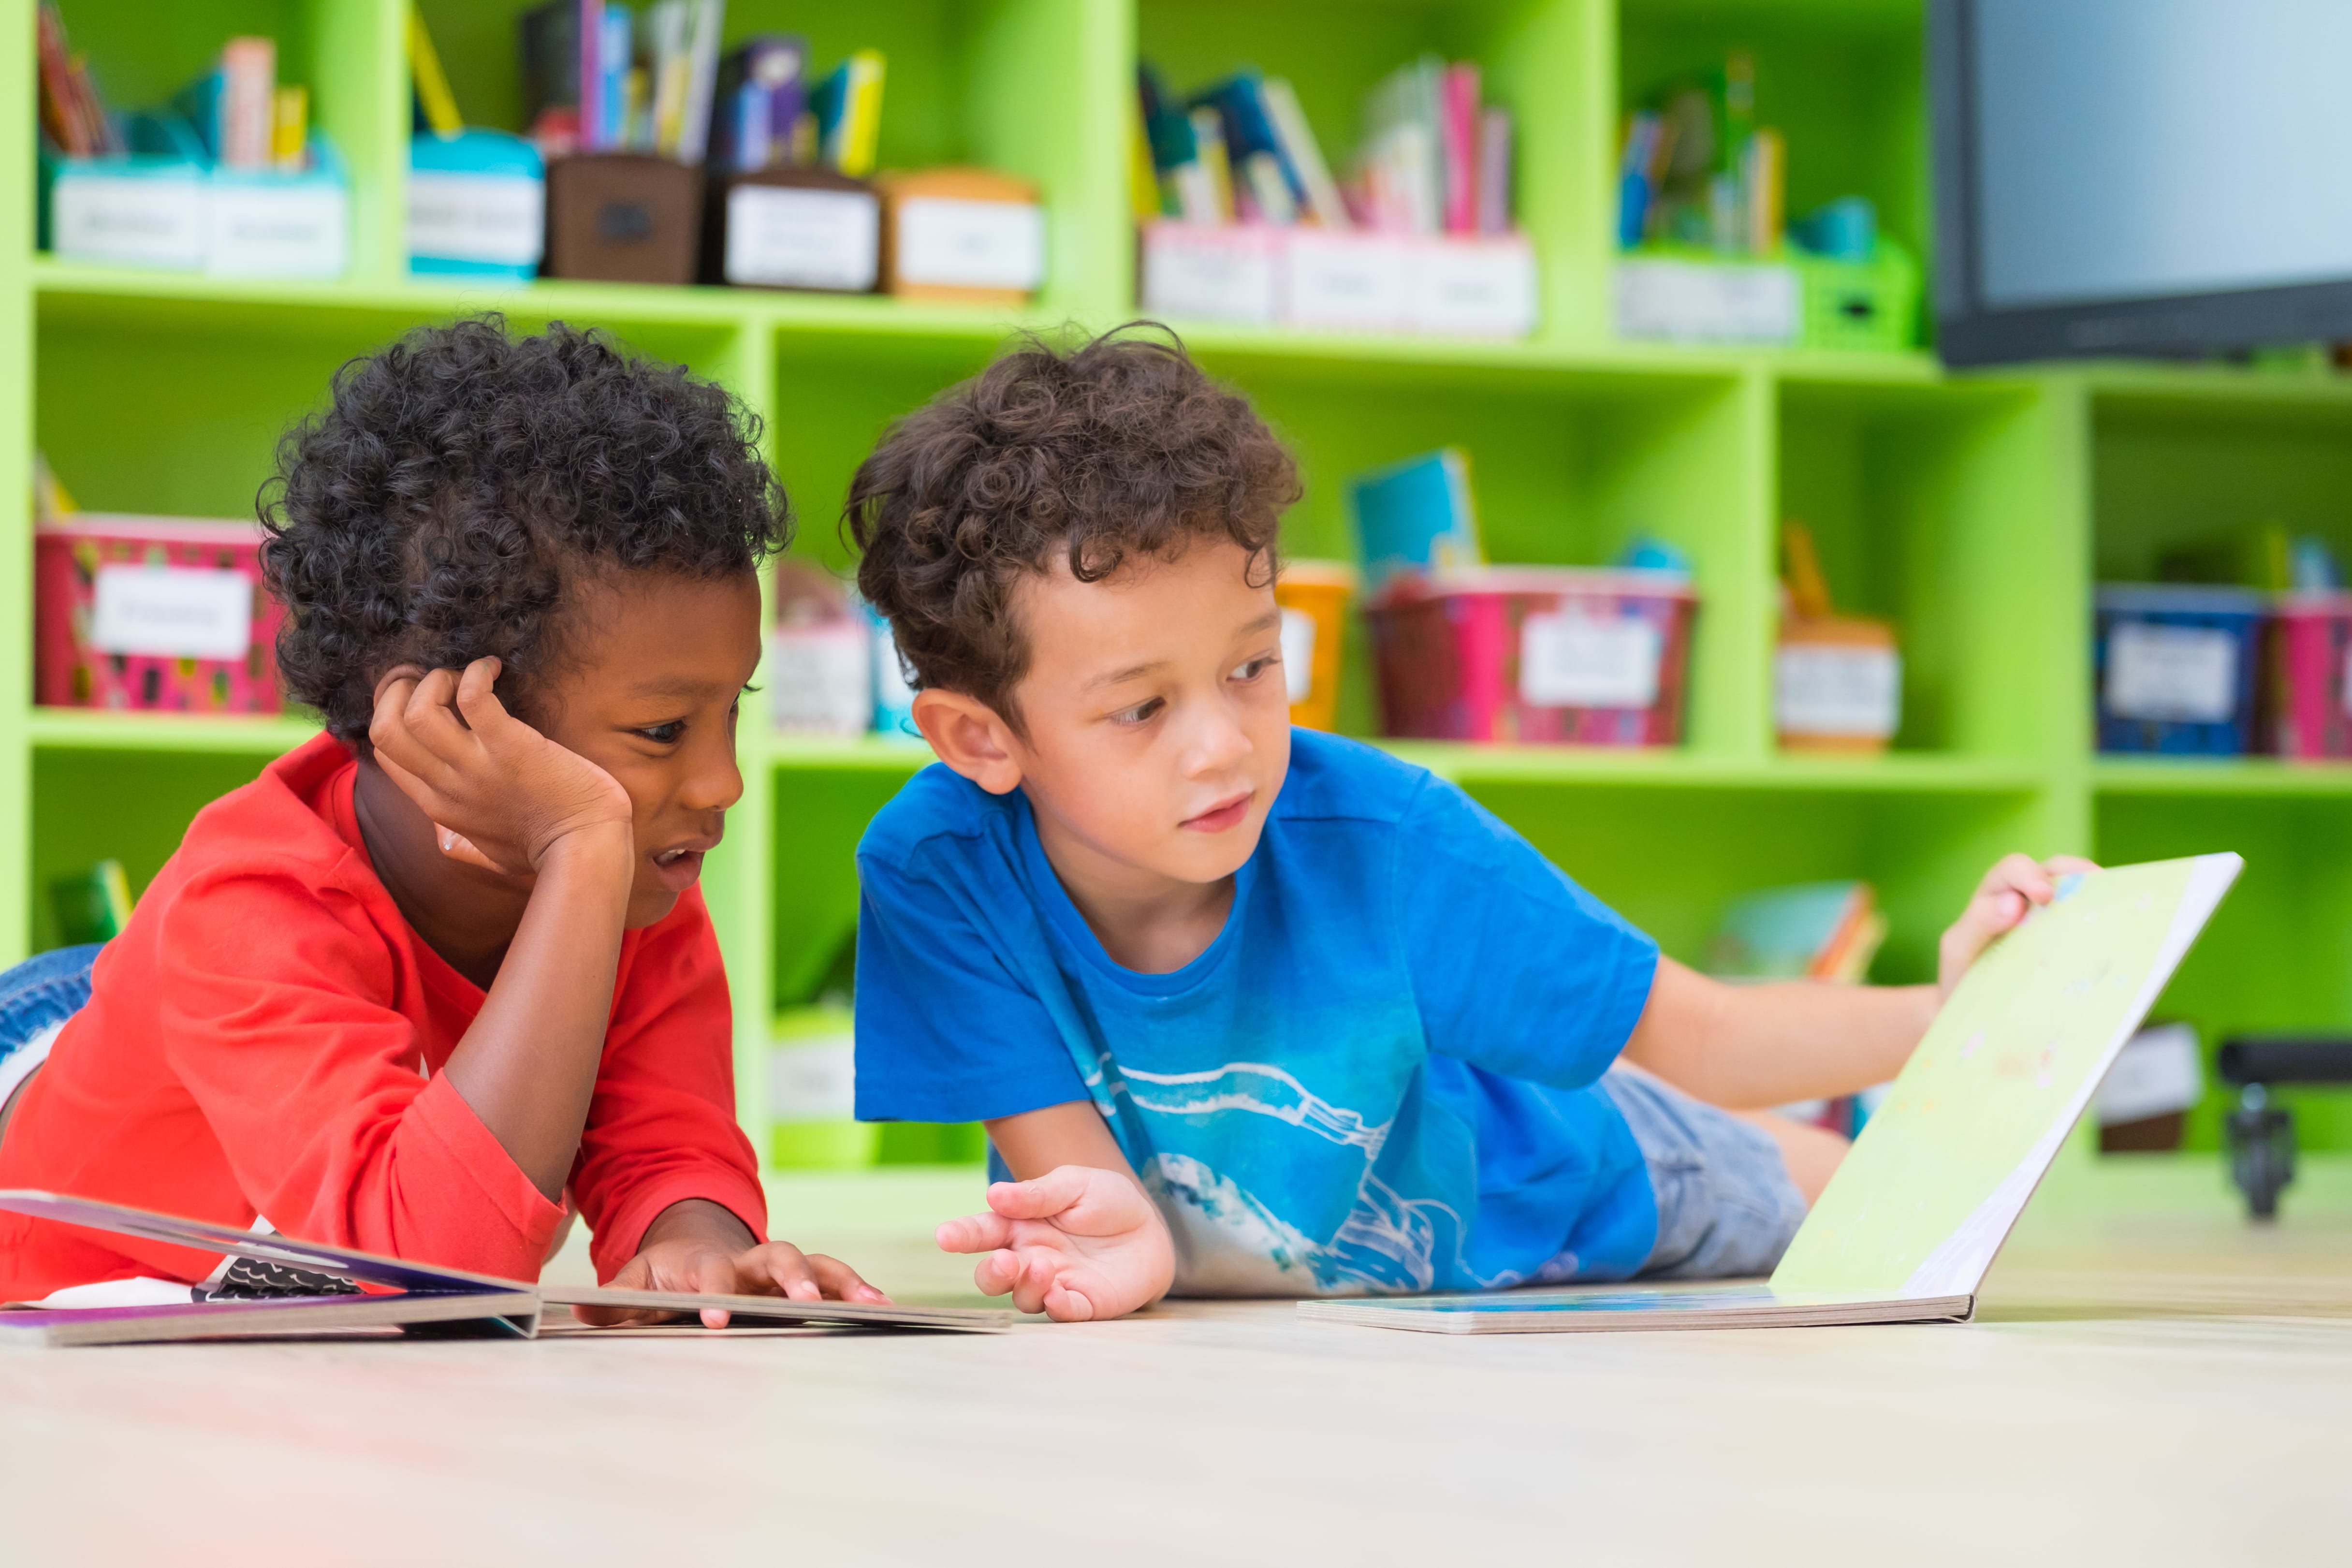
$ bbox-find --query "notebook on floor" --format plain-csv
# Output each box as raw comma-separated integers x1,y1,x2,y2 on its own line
1299,853,2242,1334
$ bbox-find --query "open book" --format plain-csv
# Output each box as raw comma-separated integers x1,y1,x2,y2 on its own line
1300,853,2241,1334
0,1191,1009,1346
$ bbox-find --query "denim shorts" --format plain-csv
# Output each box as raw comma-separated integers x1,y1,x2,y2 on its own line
0,944,102,1119
1601,1065,1809,1280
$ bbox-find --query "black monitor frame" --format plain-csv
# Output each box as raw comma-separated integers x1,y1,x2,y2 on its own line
1930,0,2352,367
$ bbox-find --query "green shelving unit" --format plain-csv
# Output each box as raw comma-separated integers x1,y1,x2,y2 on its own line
6,0,2350,1181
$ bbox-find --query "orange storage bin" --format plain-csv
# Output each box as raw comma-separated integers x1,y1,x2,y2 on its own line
1275,560,1357,731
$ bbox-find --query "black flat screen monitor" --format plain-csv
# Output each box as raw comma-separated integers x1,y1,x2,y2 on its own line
1931,0,2352,366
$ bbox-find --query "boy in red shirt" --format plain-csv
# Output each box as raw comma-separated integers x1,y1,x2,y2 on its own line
0,319,883,1319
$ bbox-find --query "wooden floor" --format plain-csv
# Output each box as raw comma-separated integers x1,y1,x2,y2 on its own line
5,1158,2349,1566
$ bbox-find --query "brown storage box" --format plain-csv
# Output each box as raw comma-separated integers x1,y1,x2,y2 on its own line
545,154,704,284
702,167,881,293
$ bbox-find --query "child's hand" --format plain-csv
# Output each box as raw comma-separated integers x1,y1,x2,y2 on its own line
578,1233,891,1330
369,657,634,875
1938,852,2102,999
936,1165,1174,1322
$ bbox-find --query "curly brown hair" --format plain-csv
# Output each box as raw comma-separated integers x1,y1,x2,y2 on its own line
846,324,1300,727
261,316,789,751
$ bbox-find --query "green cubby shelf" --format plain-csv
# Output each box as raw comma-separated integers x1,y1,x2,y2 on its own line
4,0,2349,1181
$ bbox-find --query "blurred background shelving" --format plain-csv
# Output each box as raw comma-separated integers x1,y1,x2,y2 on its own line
5,0,2350,1183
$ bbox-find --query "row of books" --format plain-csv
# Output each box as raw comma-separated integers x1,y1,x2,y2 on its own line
1618,52,1782,256
37,11,312,175
515,1,884,177
1137,57,1514,236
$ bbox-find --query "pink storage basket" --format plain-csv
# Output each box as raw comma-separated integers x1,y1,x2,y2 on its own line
35,515,285,714
1367,567,1698,746
2269,593,2352,759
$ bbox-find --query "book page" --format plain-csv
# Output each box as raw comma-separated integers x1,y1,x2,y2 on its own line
1772,855,2236,1297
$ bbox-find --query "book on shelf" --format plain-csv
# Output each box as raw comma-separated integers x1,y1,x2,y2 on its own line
1348,448,1483,588
710,34,810,175
812,49,886,178
36,3,122,158
521,0,726,162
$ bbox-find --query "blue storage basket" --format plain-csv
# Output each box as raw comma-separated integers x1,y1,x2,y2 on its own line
2093,583,2268,755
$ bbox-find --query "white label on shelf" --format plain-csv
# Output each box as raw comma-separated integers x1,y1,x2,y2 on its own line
207,181,349,279
1280,607,1315,703
1407,235,1539,338
408,171,545,267
769,1033,857,1121
90,565,252,659
2092,1021,2204,1126
1283,230,1406,331
2106,622,2236,722
1613,259,1797,344
894,197,1045,290
1139,224,1278,324
1519,612,1662,709
725,185,879,291
53,172,206,271
1776,643,1902,738
768,627,872,736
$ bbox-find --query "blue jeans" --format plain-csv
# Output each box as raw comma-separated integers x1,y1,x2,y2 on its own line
1602,1066,1810,1280
0,944,102,1115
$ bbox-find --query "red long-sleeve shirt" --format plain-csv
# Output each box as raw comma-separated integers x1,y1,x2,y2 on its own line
0,733,766,1301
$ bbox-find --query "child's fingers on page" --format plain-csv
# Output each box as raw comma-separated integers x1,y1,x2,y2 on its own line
742,1240,826,1304
2045,854,2100,876
805,1252,891,1304
936,1210,1017,1254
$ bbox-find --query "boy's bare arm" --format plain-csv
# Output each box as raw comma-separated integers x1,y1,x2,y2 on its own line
1621,854,2097,1109
369,658,637,1201
933,1101,1175,1321
1621,960,1939,1108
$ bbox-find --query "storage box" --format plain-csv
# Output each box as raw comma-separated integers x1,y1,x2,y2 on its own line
1368,568,1697,746
1777,615,1901,752
1613,242,1921,352
768,561,872,736
1138,223,1538,338
769,1004,877,1170
409,129,545,280
2267,592,2352,759
1274,560,1357,732
879,167,1046,306
545,153,703,284
2094,583,2267,755
44,137,350,279
704,167,880,292
36,515,284,714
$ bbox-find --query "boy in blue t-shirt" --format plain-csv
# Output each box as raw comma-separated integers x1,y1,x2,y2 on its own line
845,328,2084,1321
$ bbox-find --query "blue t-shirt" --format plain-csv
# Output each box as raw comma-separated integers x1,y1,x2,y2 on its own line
852,730,1662,1296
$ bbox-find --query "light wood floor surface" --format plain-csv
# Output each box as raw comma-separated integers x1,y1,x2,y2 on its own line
5,1163,2349,1567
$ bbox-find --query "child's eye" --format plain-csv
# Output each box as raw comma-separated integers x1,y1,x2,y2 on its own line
635,720,687,744
1110,697,1166,727
1230,655,1277,683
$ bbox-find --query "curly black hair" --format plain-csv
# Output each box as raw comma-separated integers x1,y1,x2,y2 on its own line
261,316,789,750
846,324,1299,728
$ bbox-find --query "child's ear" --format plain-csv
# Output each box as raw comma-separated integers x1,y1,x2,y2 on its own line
913,689,1024,795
